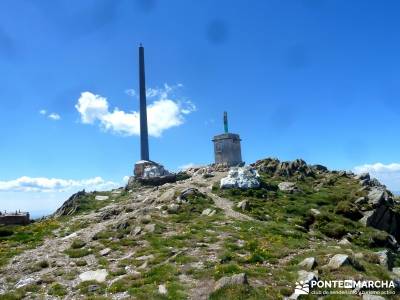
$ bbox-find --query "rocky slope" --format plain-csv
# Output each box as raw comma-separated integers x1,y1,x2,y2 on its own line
0,158,400,299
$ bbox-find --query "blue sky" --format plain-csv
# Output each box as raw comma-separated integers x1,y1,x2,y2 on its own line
1,0,400,216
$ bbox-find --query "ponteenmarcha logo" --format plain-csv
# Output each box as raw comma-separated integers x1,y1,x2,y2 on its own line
291,279,396,297
294,280,310,295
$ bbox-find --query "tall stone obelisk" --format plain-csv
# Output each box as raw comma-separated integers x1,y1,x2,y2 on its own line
131,45,175,182
139,44,149,161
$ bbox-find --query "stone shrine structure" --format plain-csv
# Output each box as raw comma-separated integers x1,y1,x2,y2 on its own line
212,112,243,166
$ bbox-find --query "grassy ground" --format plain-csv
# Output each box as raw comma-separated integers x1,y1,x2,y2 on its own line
1,171,399,299
0,219,60,267
210,171,400,299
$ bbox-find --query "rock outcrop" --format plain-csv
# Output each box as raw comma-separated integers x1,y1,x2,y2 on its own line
79,269,108,283
3,157,400,299
220,166,260,189
247,158,400,246
297,270,318,283
298,257,317,270
352,176,400,242
178,188,202,201
214,273,248,292
251,158,319,179
324,254,363,271
278,182,300,193
326,254,351,270
375,249,394,270
53,190,87,217
364,205,400,242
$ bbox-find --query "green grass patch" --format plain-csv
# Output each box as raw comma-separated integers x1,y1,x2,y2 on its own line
65,248,92,258
214,263,242,279
71,239,86,249
77,280,106,296
168,193,215,223
125,264,186,299
0,284,40,300
210,285,268,300
0,219,59,267
48,283,67,297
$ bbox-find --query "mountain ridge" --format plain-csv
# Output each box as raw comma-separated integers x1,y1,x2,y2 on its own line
1,157,400,299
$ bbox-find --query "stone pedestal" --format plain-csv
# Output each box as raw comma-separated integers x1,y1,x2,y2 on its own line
134,160,158,178
131,160,176,187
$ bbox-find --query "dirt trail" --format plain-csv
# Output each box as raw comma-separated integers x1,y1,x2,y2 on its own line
200,189,253,221
2,170,255,298
174,171,255,222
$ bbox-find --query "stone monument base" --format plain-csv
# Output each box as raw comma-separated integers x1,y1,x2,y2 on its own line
135,174,177,186
134,160,157,178
129,160,176,187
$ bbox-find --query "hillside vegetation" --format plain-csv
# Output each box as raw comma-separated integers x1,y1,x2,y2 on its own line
0,158,399,299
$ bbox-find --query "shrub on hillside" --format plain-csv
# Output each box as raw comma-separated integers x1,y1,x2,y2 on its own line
335,201,362,220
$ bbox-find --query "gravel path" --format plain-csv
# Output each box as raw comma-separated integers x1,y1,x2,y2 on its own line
1,170,254,298
202,190,253,221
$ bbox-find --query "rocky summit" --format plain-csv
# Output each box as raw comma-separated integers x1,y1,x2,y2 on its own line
1,158,400,299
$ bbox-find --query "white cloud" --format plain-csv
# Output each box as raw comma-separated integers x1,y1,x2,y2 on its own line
146,88,160,98
181,101,196,114
40,109,61,121
353,162,400,191
146,83,183,98
75,92,109,124
178,163,199,170
0,176,119,192
125,89,136,97
354,163,400,174
48,113,61,120
75,84,196,137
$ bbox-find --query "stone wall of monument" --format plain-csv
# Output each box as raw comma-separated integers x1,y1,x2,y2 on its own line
213,133,243,166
